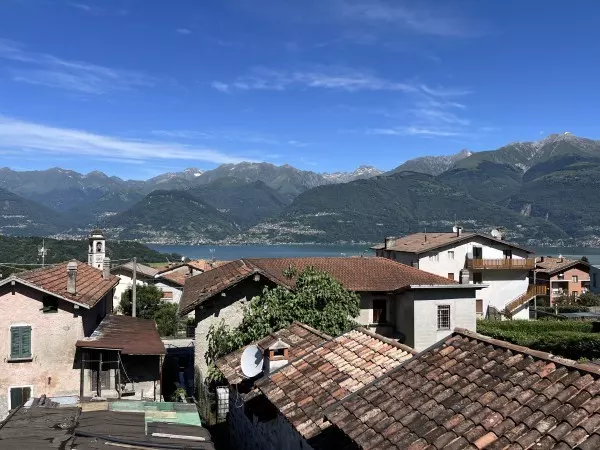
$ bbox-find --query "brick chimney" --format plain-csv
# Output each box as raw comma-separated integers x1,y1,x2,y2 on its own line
67,260,78,294
384,237,397,249
264,338,290,374
103,257,111,279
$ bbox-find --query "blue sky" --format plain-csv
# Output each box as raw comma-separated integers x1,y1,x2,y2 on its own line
1,0,600,180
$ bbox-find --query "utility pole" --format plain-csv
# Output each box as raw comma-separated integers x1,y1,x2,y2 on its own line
132,257,137,318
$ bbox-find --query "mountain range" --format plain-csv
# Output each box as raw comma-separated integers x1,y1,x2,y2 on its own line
2,132,600,246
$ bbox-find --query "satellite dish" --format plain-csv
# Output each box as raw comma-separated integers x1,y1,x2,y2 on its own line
491,228,501,239
240,345,264,378
452,225,458,233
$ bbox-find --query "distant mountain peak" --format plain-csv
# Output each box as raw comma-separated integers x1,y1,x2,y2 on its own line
388,149,472,176
322,165,383,184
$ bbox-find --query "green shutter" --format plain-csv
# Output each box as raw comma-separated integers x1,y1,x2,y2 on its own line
10,388,21,410
21,327,31,358
10,327,21,359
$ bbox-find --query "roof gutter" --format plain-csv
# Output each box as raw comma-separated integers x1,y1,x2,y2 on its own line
408,283,489,290
0,276,94,309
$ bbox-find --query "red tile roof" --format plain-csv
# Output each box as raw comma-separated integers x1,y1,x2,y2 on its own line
257,328,414,441
179,257,459,315
536,257,589,275
13,260,119,308
159,271,186,286
76,315,165,355
216,322,331,385
326,328,600,449
372,232,533,254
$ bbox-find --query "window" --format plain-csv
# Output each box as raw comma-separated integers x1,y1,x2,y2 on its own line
10,387,31,410
476,299,483,318
503,249,512,259
372,299,387,324
447,273,455,281
41,296,58,313
472,246,483,259
473,272,483,284
447,251,455,260
428,253,439,262
10,326,31,360
161,291,173,299
558,273,564,280
437,305,451,330
572,275,579,283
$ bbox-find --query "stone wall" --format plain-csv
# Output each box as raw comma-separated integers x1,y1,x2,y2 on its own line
228,388,313,450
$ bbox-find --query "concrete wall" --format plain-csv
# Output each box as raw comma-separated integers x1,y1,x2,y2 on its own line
228,388,312,450
0,283,112,418
477,270,529,317
400,289,476,351
113,271,183,313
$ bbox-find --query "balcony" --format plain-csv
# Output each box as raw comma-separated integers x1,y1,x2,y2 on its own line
466,258,536,270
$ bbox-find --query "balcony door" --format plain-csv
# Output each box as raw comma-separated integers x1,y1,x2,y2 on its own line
503,249,513,260
473,246,483,259
372,299,387,324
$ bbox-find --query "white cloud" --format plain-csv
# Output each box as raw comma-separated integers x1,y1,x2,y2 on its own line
0,116,256,164
370,127,462,137
176,28,192,35
68,2,94,12
335,0,486,38
0,39,156,94
213,66,416,93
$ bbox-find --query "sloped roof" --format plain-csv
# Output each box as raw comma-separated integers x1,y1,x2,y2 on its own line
216,322,331,385
536,257,589,275
256,328,414,442
179,257,461,315
112,261,159,278
76,315,165,355
7,261,119,308
325,328,600,450
372,232,533,255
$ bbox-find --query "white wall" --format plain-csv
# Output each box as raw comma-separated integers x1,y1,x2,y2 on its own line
113,273,182,310
400,289,476,351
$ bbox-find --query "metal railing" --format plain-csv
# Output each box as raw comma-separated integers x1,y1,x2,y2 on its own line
505,285,548,313
466,258,536,270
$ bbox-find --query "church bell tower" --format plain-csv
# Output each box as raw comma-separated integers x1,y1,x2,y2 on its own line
88,229,106,269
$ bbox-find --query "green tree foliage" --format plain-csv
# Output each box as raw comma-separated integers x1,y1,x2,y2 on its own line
578,292,600,306
155,302,179,337
205,267,360,371
119,285,163,319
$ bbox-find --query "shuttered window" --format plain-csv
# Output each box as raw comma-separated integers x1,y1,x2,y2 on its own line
10,326,32,359
10,387,31,410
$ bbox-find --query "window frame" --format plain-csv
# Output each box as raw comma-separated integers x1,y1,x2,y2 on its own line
9,325,32,361
372,298,388,324
41,295,58,313
8,385,33,410
437,305,451,331
472,272,483,284
476,299,484,318
447,251,455,260
572,275,579,283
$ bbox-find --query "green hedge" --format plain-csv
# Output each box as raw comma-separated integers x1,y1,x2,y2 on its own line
476,320,600,360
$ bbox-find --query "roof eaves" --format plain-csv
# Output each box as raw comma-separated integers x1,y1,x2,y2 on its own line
0,276,94,309
408,283,489,289
356,327,417,355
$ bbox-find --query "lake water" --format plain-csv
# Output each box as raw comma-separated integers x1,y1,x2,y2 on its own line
147,244,600,265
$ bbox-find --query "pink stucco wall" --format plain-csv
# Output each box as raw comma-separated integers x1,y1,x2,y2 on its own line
0,283,111,418
549,266,590,304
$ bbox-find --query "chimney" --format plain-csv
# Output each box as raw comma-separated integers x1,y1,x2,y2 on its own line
540,256,544,263
459,269,470,285
456,226,463,237
103,257,111,279
384,237,397,250
264,338,290,374
424,234,427,243
67,260,78,294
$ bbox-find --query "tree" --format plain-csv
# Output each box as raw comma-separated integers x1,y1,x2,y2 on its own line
582,256,590,263
118,285,163,320
155,302,179,337
205,267,360,374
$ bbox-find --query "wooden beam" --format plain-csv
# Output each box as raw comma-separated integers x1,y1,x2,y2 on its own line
80,351,85,399
97,351,102,397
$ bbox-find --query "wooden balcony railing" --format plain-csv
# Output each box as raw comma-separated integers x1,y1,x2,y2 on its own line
505,284,548,314
466,258,536,270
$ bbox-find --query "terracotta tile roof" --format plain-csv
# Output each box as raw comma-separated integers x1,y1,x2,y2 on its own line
372,232,533,254
325,328,600,450
537,257,589,275
216,322,331,385
14,261,119,308
159,271,186,286
76,315,165,355
187,259,229,272
179,257,460,316
257,328,415,442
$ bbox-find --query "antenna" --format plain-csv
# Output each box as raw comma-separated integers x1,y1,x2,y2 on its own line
240,345,264,378
209,248,216,262
38,239,48,267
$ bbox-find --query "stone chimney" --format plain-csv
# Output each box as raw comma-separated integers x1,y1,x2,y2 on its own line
456,226,463,237
264,338,290,374
67,260,78,294
459,269,470,285
384,237,397,250
103,257,111,279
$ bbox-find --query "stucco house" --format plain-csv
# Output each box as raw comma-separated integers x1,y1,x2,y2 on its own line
372,227,537,318
0,260,118,418
178,257,485,375
215,322,415,450
533,256,590,304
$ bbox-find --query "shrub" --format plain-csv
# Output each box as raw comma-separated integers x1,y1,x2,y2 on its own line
537,306,590,314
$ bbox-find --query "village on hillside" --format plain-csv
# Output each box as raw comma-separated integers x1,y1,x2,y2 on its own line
2,227,600,449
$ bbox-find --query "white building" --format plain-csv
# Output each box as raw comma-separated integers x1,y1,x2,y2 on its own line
373,227,536,319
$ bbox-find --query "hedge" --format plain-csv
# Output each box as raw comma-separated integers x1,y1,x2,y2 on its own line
476,320,600,360
537,306,590,314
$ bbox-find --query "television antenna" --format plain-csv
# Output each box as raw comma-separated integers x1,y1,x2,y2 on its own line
209,248,216,262
38,239,48,267
240,345,264,378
